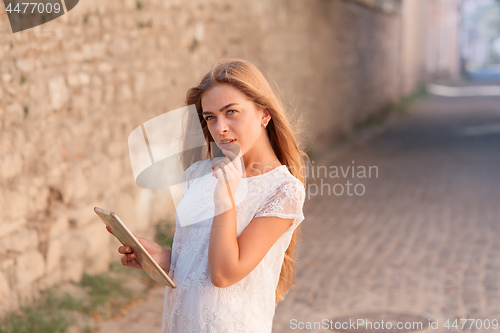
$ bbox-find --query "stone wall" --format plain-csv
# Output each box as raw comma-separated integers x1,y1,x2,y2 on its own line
0,0,458,313
400,0,460,96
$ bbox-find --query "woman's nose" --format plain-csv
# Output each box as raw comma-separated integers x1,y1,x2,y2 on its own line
216,118,228,133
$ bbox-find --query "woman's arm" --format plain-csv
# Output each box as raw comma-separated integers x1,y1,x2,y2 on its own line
208,148,298,287
208,206,293,288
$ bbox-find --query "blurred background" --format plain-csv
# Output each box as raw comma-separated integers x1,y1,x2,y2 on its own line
1,0,500,332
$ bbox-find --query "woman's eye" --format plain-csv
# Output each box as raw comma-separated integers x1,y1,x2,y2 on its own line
205,110,235,121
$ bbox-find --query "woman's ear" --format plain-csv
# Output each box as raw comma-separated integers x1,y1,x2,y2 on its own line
261,108,272,123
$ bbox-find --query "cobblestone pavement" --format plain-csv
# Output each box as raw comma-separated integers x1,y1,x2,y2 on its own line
98,94,500,333
273,95,500,333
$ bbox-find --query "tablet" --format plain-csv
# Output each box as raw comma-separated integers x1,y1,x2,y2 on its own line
94,207,176,288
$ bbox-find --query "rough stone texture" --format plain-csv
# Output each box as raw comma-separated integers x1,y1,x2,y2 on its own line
15,251,45,288
0,0,459,314
0,229,38,254
0,272,11,314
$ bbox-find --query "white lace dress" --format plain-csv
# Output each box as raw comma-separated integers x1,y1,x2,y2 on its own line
162,157,306,333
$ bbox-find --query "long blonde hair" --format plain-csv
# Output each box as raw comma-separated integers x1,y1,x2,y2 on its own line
182,58,310,304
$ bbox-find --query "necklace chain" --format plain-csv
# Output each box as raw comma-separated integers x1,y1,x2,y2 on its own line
261,158,278,173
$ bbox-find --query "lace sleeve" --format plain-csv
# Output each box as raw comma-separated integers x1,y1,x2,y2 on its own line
254,180,306,229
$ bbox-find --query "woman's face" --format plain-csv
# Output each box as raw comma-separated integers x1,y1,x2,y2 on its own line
201,84,267,156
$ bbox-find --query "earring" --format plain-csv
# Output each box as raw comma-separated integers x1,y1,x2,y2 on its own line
262,121,267,128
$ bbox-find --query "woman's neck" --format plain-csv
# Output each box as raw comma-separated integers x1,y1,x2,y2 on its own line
242,142,279,177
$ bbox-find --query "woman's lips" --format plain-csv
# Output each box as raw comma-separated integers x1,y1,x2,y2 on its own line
219,139,236,147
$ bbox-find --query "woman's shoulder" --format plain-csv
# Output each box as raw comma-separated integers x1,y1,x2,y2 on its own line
276,171,305,198
268,165,304,186
251,165,305,200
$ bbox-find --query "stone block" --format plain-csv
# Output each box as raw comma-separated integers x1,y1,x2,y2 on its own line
15,284,37,308
45,238,62,273
82,42,106,60
0,219,27,240
49,216,70,239
60,230,90,260
4,102,23,128
0,229,38,254
109,157,123,180
0,189,4,221
0,131,11,156
4,190,28,220
28,82,47,106
104,85,114,103
38,267,62,290
0,153,23,182
118,84,133,101
16,58,35,72
66,50,85,63
27,184,50,213
48,76,70,110
15,251,45,286
133,72,147,96
0,271,10,299
106,141,124,158
61,168,88,204
0,258,15,276
67,206,96,229
2,73,12,83
62,260,84,283
67,72,91,88
83,222,112,274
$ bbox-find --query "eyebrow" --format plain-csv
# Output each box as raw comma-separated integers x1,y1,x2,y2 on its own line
202,103,239,115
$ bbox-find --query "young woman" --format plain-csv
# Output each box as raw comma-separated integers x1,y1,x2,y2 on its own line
116,58,309,332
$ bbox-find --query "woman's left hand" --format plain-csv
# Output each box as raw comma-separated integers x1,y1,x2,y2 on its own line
211,146,244,211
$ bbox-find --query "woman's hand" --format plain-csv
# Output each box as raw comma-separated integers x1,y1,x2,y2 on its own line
211,147,244,212
106,226,172,273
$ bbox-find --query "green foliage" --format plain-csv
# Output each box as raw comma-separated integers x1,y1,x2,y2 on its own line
352,85,426,134
45,292,84,312
154,219,175,249
395,85,427,113
0,308,69,333
79,272,136,318
138,20,152,29
189,38,199,52
136,1,143,10
0,292,80,333
0,271,140,332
